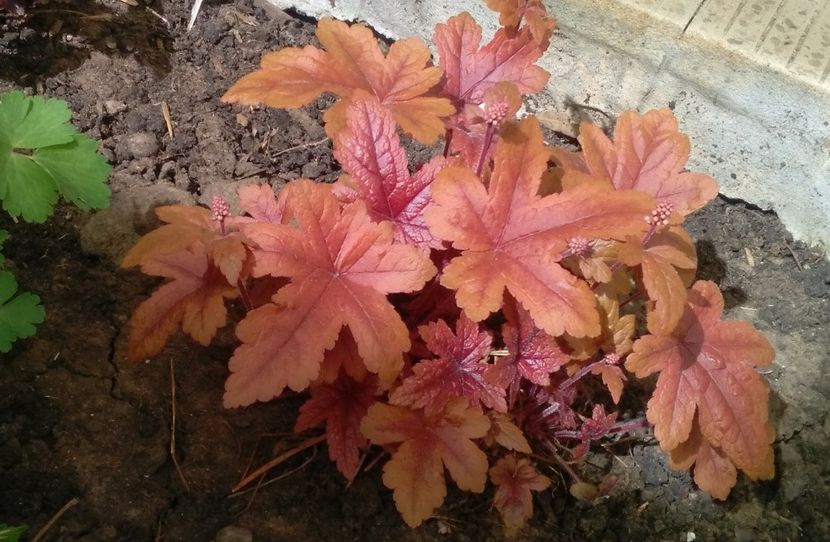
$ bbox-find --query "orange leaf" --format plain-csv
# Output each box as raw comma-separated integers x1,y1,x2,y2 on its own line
295,373,379,481
223,180,436,407
668,420,739,500
489,454,551,537
361,399,491,527
618,226,697,334
571,109,719,217
434,12,550,105
126,246,237,361
122,204,250,284
389,314,505,414
487,412,532,454
426,117,654,338
626,281,775,496
222,19,454,143
332,98,446,249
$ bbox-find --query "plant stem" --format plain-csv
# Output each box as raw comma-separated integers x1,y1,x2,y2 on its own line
475,124,496,177
558,358,604,392
443,128,454,158
237,279,253,311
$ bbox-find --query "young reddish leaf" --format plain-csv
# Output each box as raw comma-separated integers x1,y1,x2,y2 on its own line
486,0,555,47
224,180,436,407
489,454,551,537
389,314,506,414
295,373,378,481
487,412,532,454
571,110,719,217
489,300,569,388
126,246,237,361
425,117,654,338
618,226,697,334
434,12,550,105
332,98,446,249
360,399,491,527
626,280,775,490
222,19,454,143
234,183,286,225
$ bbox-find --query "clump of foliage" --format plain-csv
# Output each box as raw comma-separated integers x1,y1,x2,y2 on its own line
123,1,775,535
0,90,111,351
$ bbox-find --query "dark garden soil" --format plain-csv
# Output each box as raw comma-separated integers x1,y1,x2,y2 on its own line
1,1,829,541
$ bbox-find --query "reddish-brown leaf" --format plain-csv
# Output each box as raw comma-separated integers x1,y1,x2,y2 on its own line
223,180,436,407
222,19,454,143
626,281,775,493
618,226,697,334
425,117,654,338
360,399,491,527
126,246,237,361
570,109,719,217
332,98,446,249
316,329,369,385
489,454,551,537
295,373,379,481
486,0,555,48
235,183,287,225
489,300,569,388
434,12,550,105
390,314,506,414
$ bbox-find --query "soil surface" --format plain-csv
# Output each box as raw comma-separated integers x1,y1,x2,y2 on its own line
1,1,829,541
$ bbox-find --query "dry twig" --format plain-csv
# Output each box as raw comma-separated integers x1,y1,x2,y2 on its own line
32,497,79,542
272,137,330,159
161,101,174,139
170,359,191,493
232,434,325,493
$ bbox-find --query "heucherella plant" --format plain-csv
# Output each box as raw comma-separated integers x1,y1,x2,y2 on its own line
0,90,111,352
123,0,774,535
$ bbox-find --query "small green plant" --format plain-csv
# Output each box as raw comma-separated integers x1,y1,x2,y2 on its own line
0,523,26,542
0,90,111,351
0,229,44,352
0,90,111,223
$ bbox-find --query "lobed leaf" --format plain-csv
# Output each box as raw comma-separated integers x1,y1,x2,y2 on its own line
0,91,110,223
332,98,446,249
626,281,775,496
295,373,378,481
434,12,550,105
125,247,237,361
361,399,490,527
426,117,654,338
0,271,45,353
222,20,454,143
224,180,436,407
561,109,718,217
489,454,551,537
389,314,505,414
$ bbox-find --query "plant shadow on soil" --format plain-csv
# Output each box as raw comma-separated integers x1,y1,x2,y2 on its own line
1,1,830,541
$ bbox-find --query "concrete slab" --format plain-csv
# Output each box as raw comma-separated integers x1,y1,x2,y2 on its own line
268,0,830,249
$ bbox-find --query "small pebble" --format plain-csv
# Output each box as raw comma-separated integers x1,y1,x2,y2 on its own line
215,525,252,542
126,132,159,159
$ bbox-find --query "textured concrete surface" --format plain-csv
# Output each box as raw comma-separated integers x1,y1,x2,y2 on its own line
269,0,830,249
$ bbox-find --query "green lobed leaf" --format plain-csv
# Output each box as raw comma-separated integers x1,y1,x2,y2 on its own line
0,270,45,353
0,524,27,542
33,134,112,210
0,90,111,223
